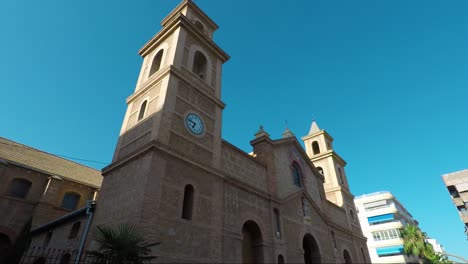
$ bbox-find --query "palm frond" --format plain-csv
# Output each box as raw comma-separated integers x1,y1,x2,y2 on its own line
90,222,160,264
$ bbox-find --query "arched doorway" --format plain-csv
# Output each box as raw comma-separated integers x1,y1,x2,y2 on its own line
242,220,264,264
278,254,285,264
0,233,12,263
343,250,352,264
303,233,321,264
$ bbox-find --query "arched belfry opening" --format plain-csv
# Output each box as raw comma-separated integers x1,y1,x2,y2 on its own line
343,250,352,264
303,233,321,264
312,141,320,155
149,49,164,76
192,51,207,80
242,220,264,264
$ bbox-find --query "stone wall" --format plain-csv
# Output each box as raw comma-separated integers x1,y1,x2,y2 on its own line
0,163,96,241
29,214,87,250
221,143,267,192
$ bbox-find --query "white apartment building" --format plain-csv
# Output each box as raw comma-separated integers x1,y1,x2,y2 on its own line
355,191,420,263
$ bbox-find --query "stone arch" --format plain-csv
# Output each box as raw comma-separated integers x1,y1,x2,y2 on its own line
60,191,81,210
188,45,212,84
303,233,321,264
312,141,320,155
143,42,168,83
343,249,352,264
149,49,164,76
194,20,205,31
242,220,264,264
277,254,285,264
8,178,32,198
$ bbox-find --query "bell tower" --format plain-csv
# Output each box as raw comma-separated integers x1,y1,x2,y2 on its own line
302,121,353,207
112,0,229,168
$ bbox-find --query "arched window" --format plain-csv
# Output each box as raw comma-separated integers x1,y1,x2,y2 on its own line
312,141,320,155
349,209,355,221
302,197,309,217
149,49,164,76
303,233,321,264
317,167,324,175
137,100,148,121
9,178,32,199
331,230,337,250
69,222,81,239
278,254,285,264
242,221,264,264
61,193,80,210
194,21,204,31
192,51,207,80
338,168,344,184
273,208,281,238
182,184,194,220
343,250,353,264
292,162,302,187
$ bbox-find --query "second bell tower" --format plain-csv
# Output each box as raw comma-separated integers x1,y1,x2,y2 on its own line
112,0,229,168
302,120,354,208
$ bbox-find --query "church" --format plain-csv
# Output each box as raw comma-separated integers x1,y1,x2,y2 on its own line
88,0,370,263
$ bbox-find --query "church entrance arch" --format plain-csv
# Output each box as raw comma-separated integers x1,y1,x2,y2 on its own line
303,233,321,264
242,220,264,264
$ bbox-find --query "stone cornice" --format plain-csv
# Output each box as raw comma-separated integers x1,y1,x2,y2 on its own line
310,150,347,166
301,129,334,142
222,140,266,167
172,66,226,109
103,140,274,201
126,65,171,104
139,13,229,62
280,189,330,224
126,65,226,110
161,0,219,30
325,185,353,197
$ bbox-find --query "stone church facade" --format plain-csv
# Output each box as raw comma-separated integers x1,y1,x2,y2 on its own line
88,0,370,263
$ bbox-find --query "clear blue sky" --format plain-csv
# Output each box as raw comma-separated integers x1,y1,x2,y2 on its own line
1,0,467,259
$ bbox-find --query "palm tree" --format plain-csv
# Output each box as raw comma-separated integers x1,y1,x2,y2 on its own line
88,222,160,264
400,224,433,261
400,224,452,264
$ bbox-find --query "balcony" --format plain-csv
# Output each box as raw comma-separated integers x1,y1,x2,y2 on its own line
461,212,468,223
453,197,465,206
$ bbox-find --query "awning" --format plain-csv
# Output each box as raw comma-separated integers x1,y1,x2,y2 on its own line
376,245,404,256
368,213,394,224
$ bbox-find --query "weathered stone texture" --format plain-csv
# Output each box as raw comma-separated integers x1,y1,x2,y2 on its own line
221,144,267,191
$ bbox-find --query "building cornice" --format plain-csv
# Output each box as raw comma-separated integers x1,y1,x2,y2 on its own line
139,13,229,62
126,65,226,109
310,150,347,166
301,129,334,142
160,0,219,30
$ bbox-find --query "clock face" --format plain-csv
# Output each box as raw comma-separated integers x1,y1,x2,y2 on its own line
185,113,205,136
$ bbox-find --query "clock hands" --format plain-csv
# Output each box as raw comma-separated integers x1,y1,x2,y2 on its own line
186,114,203,135
188,119,196,128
